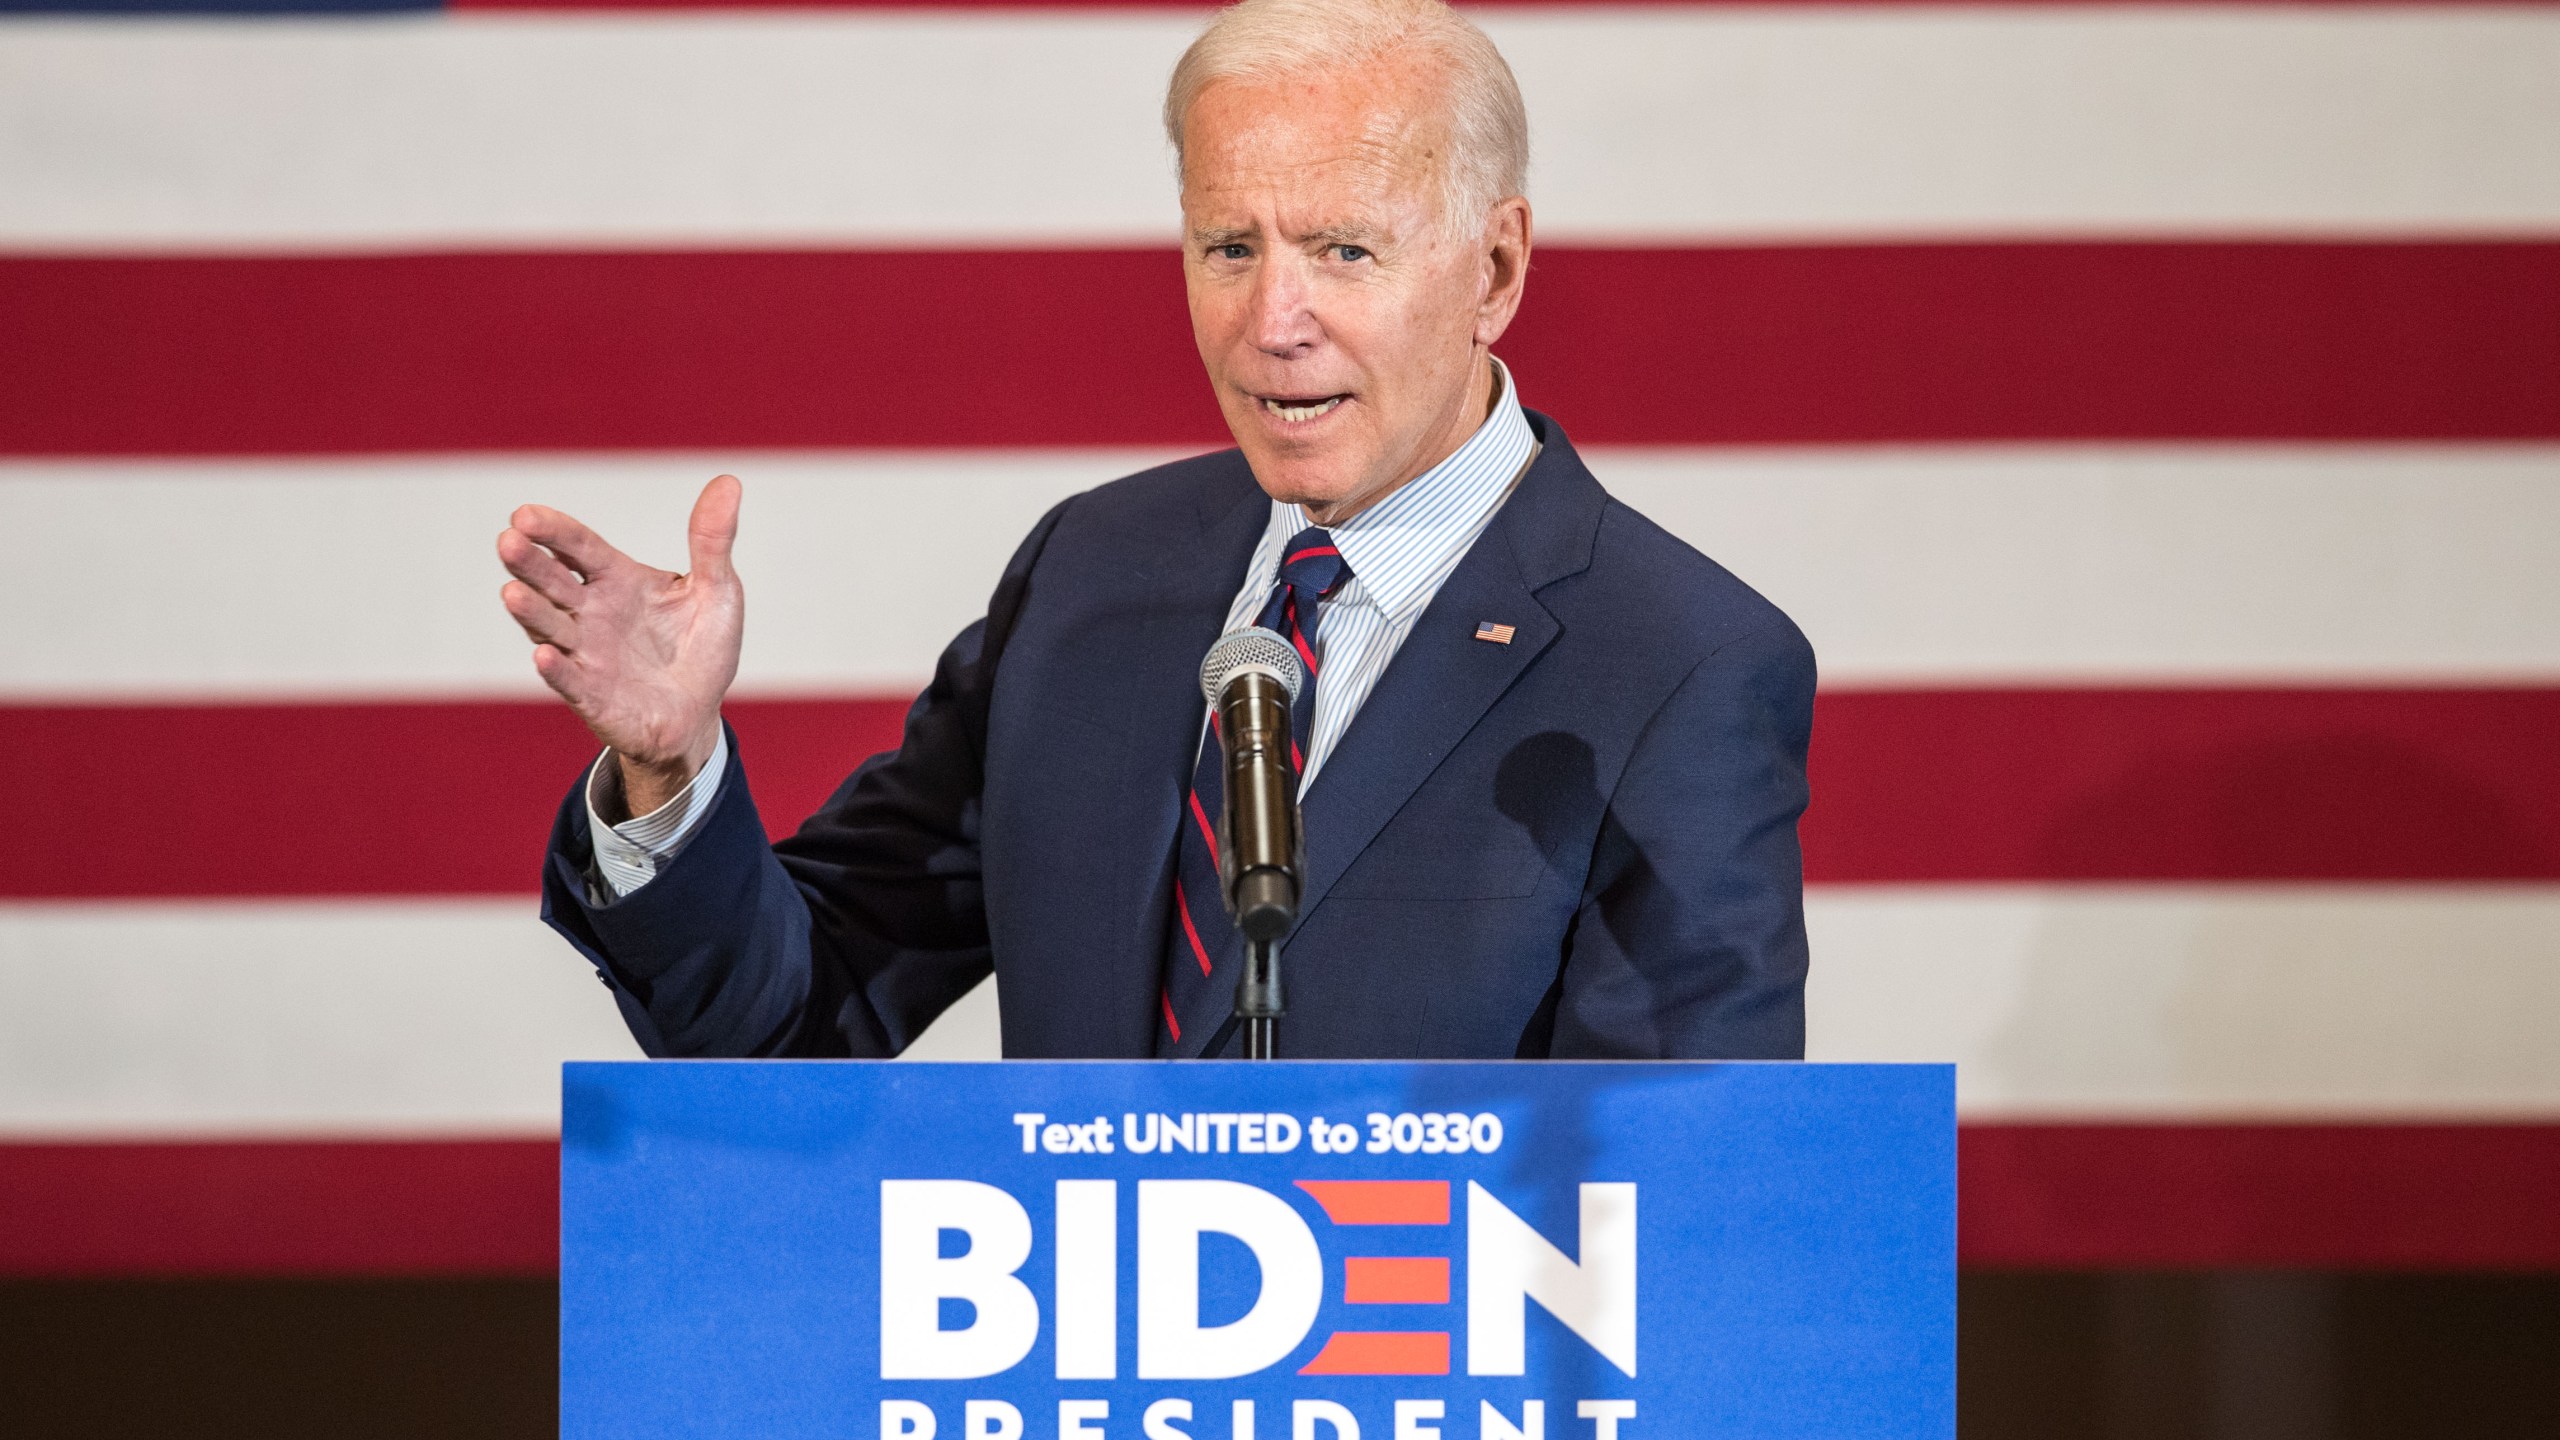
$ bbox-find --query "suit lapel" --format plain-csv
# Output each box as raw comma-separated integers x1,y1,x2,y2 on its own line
1291,417,1605,936
1290,543,1555,933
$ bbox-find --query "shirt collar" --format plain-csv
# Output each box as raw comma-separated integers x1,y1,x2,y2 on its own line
1265,356,1537,626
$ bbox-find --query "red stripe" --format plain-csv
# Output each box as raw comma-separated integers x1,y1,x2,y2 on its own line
1,697,906,900
1187,788,1221,863
1160,989,1181,1043
1298,1331,1451,1376
456,0,2560,10
1287,598,1320,676
0,250,1207,456
1284,545,1343,567
0,1139,556,1279
1296,1180,1452,1226
455,0,1218,6
1343,1256,1452,1305
6,243,2554,455
1961,1124,2560,1271
1803,687,2560,883
5,1126,2553,1276
8,686,2554,899
1175,877,1215,976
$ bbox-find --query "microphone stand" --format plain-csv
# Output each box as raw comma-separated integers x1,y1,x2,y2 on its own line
1229,863,1294,1061
1237,937,1282,1061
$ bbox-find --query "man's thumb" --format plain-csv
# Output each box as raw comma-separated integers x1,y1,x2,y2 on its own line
687,474,743,584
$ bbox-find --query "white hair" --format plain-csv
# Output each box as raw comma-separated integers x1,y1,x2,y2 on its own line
1164,0,1530,231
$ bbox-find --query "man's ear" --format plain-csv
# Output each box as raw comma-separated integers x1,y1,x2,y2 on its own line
1474,196,1534,347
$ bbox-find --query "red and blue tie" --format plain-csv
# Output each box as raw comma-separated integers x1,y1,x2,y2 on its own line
1156,527,1350,1055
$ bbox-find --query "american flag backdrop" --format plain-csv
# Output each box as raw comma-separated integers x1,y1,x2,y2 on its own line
3,0,2558,1285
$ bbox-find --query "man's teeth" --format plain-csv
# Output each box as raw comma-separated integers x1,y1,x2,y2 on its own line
1262,396,1344,422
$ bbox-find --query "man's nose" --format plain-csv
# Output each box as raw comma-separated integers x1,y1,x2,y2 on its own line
1246,254,1321,356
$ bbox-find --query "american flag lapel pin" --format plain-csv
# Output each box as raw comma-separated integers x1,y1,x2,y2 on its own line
1474,620,1517,645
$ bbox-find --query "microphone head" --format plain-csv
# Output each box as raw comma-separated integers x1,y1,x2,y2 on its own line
1200,626,1305,704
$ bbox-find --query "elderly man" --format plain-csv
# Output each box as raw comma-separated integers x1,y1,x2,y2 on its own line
498,0,1813,1059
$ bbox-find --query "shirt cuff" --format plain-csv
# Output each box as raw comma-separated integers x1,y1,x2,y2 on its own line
585,727,730,900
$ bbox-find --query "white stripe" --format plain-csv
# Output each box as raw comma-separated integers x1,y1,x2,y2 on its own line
0,899,1000,1137
1600,443,2560,686
6,888,2552,1133
0,449,1178,699
0,899,641,1136
4,10,2557,251
1806,884,2560,1118
5,444,2554,700
1498,7,2560,243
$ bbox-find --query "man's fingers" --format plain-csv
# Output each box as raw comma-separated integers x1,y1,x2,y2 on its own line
686,474,743,586
528,643,606,712
509,503,626,582
496,526,589,609
502,579,577,650
529,644,589,704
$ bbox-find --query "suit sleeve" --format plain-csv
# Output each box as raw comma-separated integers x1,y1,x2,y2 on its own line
536,496,1076,1057
1549,618,1817,1059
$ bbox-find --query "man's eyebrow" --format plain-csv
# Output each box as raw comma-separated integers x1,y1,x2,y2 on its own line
1187,222,1392,248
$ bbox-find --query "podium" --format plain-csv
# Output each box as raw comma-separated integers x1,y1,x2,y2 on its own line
563,1061,1953,1439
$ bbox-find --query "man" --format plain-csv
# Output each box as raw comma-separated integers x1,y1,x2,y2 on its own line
498,0,1814,1060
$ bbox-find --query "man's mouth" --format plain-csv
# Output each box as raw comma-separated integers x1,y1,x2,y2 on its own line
1259,394,1348,423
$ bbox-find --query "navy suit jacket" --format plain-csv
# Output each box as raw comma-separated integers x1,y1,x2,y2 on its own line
541,412,1815,1059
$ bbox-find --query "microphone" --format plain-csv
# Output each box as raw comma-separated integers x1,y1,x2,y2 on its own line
1197,627,1306,945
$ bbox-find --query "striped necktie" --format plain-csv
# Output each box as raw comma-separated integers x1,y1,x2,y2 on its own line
1156,527,1349,1055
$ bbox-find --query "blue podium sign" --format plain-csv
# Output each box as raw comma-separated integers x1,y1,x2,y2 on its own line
563,1061,1952,1440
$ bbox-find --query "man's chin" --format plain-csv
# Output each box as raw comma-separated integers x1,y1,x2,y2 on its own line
1244,462,1369,516
1231,435,1365,510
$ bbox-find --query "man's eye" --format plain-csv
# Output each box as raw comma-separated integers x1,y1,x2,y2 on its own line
1334,244,1371,262
1215,243,1251,261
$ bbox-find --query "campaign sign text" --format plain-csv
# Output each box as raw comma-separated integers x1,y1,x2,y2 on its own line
562,1061,1952,1439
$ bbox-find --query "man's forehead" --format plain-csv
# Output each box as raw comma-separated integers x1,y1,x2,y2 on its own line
1177,102,1443,239
1184,62,1449,173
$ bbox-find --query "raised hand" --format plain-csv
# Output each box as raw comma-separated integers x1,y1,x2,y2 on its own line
498,475,744,817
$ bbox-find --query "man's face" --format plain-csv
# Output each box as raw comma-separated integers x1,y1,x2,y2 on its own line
1180,56,1529,524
